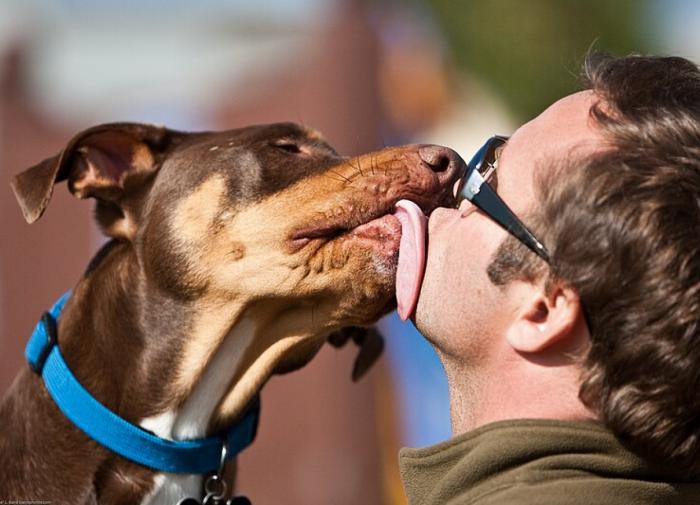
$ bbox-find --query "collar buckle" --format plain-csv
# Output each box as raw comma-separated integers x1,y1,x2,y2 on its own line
27,312,58,374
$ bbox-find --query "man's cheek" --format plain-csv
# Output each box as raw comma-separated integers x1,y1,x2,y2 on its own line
417,224,455,310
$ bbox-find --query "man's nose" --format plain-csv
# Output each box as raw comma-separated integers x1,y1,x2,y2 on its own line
418,145,466,186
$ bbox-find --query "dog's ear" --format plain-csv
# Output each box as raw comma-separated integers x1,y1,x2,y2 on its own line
328,326,385,382
11,122,179,239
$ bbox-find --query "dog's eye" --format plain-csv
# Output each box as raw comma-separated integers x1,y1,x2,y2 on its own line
273,141,302,154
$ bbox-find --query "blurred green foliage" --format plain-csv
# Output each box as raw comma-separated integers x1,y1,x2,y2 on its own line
426,0,654,121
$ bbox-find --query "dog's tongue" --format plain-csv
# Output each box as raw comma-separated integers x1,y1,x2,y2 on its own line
393,200,427,321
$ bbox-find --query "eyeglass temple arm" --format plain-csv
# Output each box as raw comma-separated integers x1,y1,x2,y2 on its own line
464,171,550,262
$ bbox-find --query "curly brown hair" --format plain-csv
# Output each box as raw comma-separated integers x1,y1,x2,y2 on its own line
488,53,700,477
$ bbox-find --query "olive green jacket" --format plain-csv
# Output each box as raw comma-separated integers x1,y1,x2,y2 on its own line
399,419,700,504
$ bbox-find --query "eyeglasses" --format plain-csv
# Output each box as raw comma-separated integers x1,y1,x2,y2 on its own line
456,135,550,262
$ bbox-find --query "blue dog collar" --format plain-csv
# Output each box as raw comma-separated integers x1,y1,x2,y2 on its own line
25,291,260,475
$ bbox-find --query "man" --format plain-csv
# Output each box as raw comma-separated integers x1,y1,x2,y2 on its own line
398,54,700,503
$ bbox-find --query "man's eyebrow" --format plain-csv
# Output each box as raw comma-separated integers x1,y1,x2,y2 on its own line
495,142,507,161
489,140,507,192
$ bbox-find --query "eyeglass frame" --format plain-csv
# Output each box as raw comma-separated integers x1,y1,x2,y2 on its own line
457,135,550,263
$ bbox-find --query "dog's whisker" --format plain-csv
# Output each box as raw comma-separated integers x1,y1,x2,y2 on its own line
359,156,367,178
324,174,349,184
329,170,352,184
353,156,361,177
346,158,356,177
353,155,363,177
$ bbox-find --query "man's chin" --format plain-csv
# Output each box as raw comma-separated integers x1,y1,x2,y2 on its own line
409,281,445,349
410,290,427,332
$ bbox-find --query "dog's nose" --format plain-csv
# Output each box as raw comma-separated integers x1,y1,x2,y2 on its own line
418,145,466,184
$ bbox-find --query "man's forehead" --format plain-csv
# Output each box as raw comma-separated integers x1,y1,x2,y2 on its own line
508,90,602,163
496,90,604,214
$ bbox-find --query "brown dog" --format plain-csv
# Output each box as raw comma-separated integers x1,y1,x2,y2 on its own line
0,122,462,504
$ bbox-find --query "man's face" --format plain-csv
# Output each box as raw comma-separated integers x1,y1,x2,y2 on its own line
415,90,602,363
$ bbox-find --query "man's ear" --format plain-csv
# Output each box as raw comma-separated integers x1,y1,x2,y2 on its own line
505,279,584,354
10,122,180,240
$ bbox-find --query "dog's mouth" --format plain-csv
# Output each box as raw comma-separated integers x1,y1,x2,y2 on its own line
288,196,438,254
289,196,440,319
286,146,462,320
287,146,462,254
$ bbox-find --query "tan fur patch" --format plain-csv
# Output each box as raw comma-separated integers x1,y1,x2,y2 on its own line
214,302,335,421
217,334,311,420
131,143,155,172
174,298,245,395
171,175,226,245
302,127,325,143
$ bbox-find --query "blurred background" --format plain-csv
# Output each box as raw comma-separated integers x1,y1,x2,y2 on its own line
0,0,695,503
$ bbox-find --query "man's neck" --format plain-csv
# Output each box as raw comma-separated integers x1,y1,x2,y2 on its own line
441,350,595,436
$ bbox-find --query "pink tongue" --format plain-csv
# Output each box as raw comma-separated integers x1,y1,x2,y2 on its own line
393,200,427,321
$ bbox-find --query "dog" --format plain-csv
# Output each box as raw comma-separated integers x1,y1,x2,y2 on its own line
0,122,462,504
